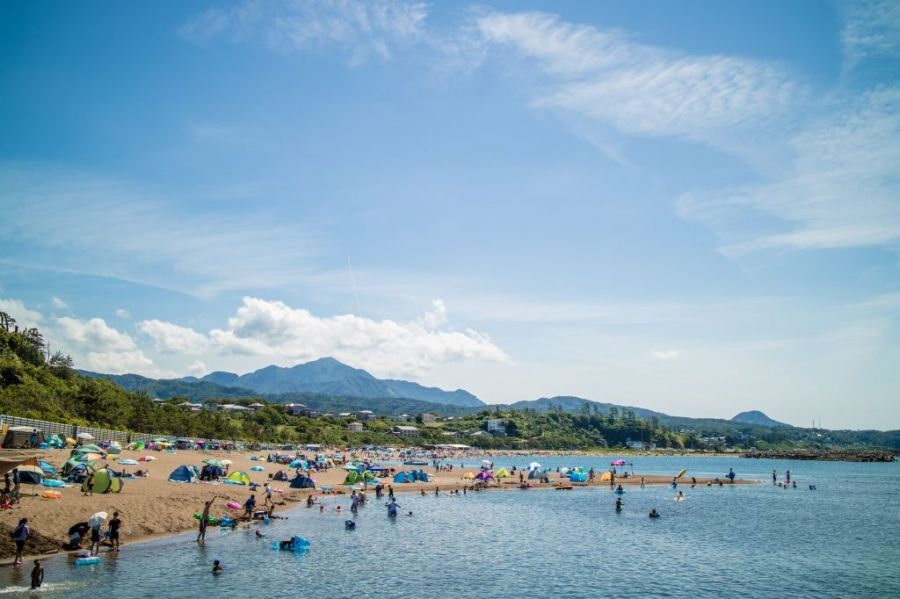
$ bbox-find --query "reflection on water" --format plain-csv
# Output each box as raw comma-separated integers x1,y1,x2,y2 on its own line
2,457,898,598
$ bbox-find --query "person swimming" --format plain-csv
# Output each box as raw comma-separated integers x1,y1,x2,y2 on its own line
345,520,356,530
675,490,685,502
212,560,223,574
649,509,660,519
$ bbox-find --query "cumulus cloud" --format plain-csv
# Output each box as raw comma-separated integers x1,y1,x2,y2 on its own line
651,349,683,361
0,298,43,329
115,308,130,319
471,11,800,151
187,361,209,376
138,319,210,354
56,316,136,352
181,0,428,65
198,297,510,377
51,297,69,310
80,350,157,375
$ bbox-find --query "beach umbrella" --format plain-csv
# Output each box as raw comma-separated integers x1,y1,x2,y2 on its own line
528,462,542,471
88,512,108,527
77,432,94,441
675,468,688,479
481,459,492,466
118,459,138,466
74,444,107,455
77,453,103,463
202,458,224,468
38,461,58,477
612,459,626,466
220,459,233,465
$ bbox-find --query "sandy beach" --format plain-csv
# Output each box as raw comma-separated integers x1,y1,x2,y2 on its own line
1,447,749,562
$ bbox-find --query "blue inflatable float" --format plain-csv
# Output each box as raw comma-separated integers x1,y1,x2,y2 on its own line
75,556,100,566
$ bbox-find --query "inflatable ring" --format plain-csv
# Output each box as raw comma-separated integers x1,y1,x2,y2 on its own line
75,556,100,566
41,490,62,499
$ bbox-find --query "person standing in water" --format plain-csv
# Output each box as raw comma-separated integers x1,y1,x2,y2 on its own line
197,496,217,543
786,470,791,483
772,469,777,484
108,512,122,552
615,497,623,512
30,559,43,589
12,518,28,565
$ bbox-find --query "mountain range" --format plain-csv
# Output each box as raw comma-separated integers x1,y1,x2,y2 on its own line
83,357,791,433
186,358,482,407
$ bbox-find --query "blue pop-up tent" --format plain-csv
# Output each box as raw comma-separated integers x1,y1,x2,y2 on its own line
393,471,413,483
290,475,316,489
168,465,197,483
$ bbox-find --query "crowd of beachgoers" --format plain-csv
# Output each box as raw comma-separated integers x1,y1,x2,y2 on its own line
0,442,771,587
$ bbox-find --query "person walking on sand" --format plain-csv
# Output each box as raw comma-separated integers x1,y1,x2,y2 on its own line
30,559,44,589
197,496,217,543
388,485,394,499
243,493,256,519
263,483,273,507
108,511,122,552
84,471,94,496
12,518,29,564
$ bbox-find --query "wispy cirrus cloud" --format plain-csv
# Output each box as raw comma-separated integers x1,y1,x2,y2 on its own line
180,0,428,65
470,11,801,153
677,87,900,254
0,163,323,298
841,0,900,66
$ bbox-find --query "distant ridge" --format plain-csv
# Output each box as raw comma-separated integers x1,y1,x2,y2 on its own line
731,410,787,428
193,358,483,407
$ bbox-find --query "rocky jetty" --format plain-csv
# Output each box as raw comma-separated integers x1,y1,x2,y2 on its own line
741,449,896,462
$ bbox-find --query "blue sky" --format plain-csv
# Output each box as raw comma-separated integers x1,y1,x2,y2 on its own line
1,0,898,429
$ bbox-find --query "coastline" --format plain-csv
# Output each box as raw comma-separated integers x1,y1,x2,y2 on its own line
1,447,752,564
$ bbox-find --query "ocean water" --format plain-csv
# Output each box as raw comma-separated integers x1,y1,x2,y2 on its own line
2,456,898,598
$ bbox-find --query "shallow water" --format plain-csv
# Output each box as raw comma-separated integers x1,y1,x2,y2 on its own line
3,456,898,598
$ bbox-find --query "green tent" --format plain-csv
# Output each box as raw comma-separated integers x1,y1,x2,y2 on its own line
225,470,251,486
344,470,362,485
80,468,123,494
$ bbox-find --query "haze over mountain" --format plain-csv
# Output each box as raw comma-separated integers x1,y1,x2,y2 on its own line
190,357,483,408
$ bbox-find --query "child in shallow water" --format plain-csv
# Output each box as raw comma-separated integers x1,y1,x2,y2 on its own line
212,560,223,574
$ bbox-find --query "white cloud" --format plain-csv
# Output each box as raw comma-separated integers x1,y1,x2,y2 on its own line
81,350,156,375
0,298,43,329
187,361,209,376
206,296,509,377
651,349,683,361
138,319,210,354
678,87,900,253
0,163,322,298
56,316,136,352
472,11,800,150
115,308,130,319
181,0,428,65
841,0,900,66
50,297,69,310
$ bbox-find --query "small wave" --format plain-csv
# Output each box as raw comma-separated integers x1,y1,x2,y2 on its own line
0,581,85,595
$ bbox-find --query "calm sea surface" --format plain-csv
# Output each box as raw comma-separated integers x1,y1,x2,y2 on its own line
2,456,898,598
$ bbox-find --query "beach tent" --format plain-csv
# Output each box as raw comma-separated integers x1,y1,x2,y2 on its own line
290,475,316,489
344,470,362,485
225,470,251,486
37,461,58,478
273,470,289,481
168,465,197,483
393,471,414,483
568,472,588,482
2,426,45,449
106,442,122,455
73,444,106,456
494,468,510,479
475,471,494,481
599,471,612,482
528,469,548,480
82,468,123,493
16,465,44,485
411,470,431,482
462,471,475,480
47,434,67,449
289,459,308,470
